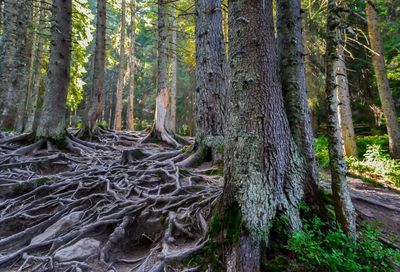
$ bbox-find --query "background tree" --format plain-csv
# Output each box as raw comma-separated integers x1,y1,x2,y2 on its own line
325,0,356,237
126,0,136,131
79,0,107,138
166,2,177,133
366,0,400,159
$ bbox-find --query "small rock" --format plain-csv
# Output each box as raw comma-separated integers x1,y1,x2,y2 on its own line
30,211,83,245
54,238,100,262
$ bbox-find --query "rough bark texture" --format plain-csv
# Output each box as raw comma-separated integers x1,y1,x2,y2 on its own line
0,0,30,131
114,0,126,131
276,0,326,216
325,0,356,238
25,2,47,133
223,0,304,270
337,42,358,157
79,0,106,138
194,0,228,158
166,3,177,133
366,0,400,159
127,0,136,131
147,0,178,146
35,0,72,140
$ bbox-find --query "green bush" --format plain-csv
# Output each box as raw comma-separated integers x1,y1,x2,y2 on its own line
287,218,400,272
356,135,389,157
314,136,330,169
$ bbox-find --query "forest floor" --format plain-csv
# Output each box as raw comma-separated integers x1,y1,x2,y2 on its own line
0,130,399,271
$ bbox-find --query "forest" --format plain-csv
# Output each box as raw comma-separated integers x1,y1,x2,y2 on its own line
0,0,399,271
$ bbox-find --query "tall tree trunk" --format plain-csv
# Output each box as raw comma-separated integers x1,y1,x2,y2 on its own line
276,0,326,217
79,0,106,138
179,0,228,166
0,0,3,35
166,3,177,133
35,0,72,140
146,0,179,146
366,0,400,158
223,0,304,270
0,0,30,131
325,0,356,238
126,0,136,131
337,42,358,157
25,1,47,133
114,0,126,131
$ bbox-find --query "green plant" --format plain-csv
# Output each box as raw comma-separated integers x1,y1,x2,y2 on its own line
286,218,400,271
314,136,330,169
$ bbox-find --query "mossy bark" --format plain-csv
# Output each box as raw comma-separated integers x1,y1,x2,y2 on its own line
194,0,228,161
277,0,327,218
223,0,304,270
325,0,356,238
35,0,72,141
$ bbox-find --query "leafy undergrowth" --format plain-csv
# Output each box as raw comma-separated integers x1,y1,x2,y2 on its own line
315,135,400,188
263,202,400,272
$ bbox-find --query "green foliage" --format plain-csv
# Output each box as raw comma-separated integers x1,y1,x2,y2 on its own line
314,136,330,169
286,219,400,271
347,145,400,186
356,135,389,157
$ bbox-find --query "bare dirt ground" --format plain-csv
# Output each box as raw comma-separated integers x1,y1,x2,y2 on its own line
320,173,400,248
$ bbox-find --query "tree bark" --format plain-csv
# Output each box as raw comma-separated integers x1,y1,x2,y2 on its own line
190,0,228,163
223,0,304,270
325,0,356,238
166,2,177,133
0,0,30,131
35,0,72,140
126,0,136,131
366,0,400,159
337,42,358,157
146,0,179,146
114,0,126,131
25,1,47,133
79,0,106,138
276,0,326,217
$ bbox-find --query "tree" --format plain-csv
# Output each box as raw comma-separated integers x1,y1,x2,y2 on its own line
144,0,179,146
35,0,72,140
0,0,31,131
366,0,400,159
276,0,326,216
337,40,358,157
126,0,136,131
78,0,107,138
223,0,304,270
166,2,177,133
178,0,228,166
24,1,48,133
325,0,356,237
114,0,126,131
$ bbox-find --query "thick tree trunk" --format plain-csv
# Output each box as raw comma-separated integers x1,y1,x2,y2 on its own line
126,0,136,131
277,0,326,216
183,0,228,164
337,43,358,157
0,0,30,131
79,0,106,138
166,3,177,133
223,0,304,270
366,0,400,159
25,2,47,133
35,0,72,140
325,0,356,238
114,0,126,131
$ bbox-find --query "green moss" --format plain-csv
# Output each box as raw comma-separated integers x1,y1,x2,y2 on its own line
216,145,224,154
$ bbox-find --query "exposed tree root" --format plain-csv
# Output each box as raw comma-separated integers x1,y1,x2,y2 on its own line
0,131,222,271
